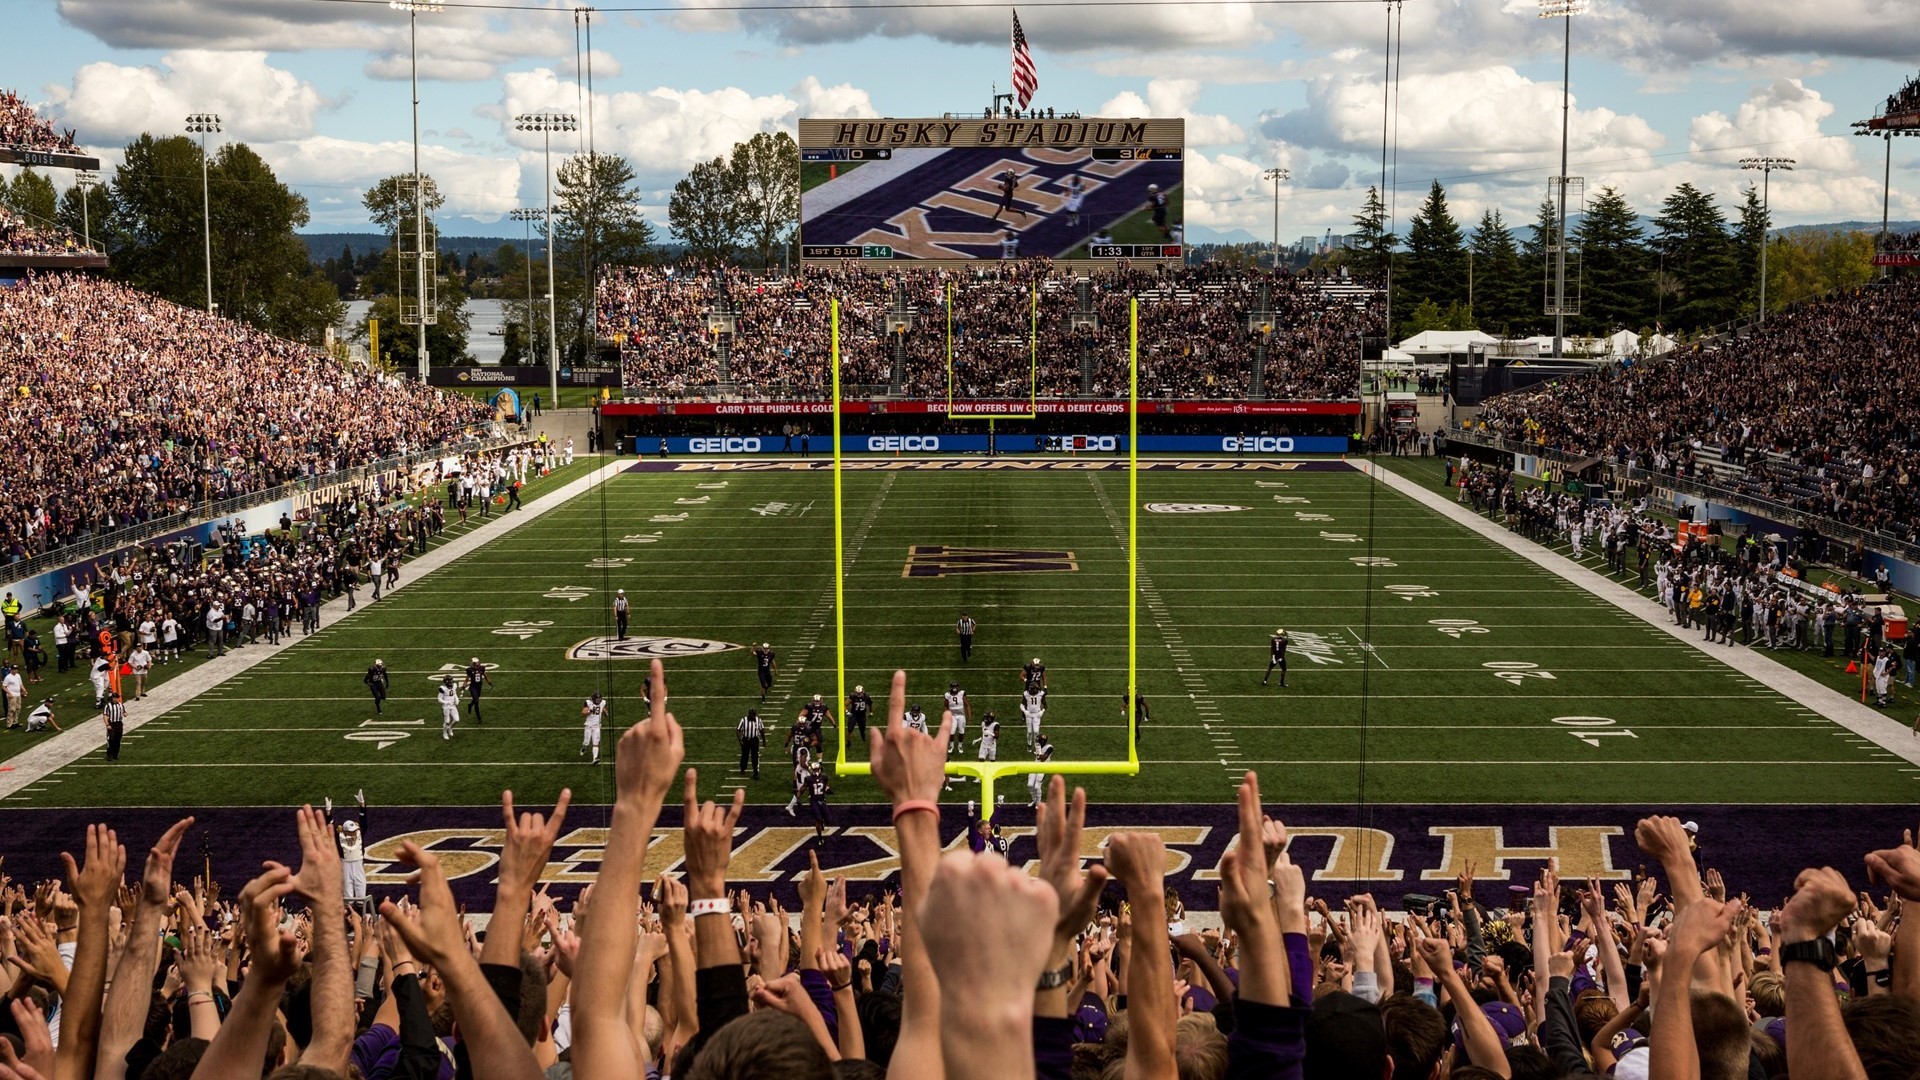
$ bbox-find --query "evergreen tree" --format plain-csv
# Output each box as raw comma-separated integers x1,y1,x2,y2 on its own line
1734,184,1769,318
1347,186,1394,282
1467,209,1530,335
1401,180,1468,319
1573,186,1652,334
1518,196,1557,326
1653,182,1739,329
4,168,58,224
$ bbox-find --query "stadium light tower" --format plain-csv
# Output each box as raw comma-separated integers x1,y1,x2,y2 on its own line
509,207,545,363
516,112,577,409
74,170,98,251
1263,167,1290,270
184,113,221,313
1539,0,1587,359
392,0,442,381
1740,157,1794,325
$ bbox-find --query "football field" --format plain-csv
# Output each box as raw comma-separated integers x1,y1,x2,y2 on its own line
17,457,1916,812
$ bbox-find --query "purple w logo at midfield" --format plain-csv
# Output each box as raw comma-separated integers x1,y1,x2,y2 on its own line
902,545,1078,578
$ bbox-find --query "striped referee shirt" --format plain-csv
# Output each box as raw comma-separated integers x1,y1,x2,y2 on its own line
737,714,764,742
103,701,126,726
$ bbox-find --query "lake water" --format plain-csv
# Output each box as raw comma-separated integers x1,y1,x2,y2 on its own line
340,299,507,365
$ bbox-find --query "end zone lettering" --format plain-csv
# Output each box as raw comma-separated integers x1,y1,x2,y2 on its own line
1221,436,1296,453
688,437,762,453
867,436,941,452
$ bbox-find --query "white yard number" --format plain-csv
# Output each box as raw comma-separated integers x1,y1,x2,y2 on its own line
346,717,423,750
620,533,664,545
493,620,553,640
1295,512,1335,522
1385,584,1440,600
1351,556,1398,568
587,557,634,568
1430,619,1488,638
674,496,711,505
1485,661,1555,686
1550,715,1639,748
696,482,729,490
1271,496,1311,504
545,586,593,602
1319,531,1365,543
649,513,689,524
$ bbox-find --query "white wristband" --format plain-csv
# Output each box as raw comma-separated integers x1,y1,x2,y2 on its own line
688,897,731,918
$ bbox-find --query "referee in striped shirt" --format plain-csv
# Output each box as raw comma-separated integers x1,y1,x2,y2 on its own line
737,709,764,779
102,692,126,761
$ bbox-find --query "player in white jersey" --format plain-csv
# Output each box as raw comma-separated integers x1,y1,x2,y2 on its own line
903,704,929,735
160,614,181,662
977,711,999,762
438,677,460,740
1021,687,1046,750
942,683,968,756
785,747,813,817
1063,176,1086,228
563,435,575,466
581,691,608,763
1028,734,1054,806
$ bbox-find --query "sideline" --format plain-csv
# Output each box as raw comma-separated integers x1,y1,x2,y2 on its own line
1359,460,1920,769
0,458,631,800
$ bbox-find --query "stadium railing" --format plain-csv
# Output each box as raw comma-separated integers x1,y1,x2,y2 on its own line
1444,424,1920,566
0,423,514,600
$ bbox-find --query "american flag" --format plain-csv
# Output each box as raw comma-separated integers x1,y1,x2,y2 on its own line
1011,10,1038,109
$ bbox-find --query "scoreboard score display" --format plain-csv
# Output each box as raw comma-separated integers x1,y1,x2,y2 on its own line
799,118,1185,262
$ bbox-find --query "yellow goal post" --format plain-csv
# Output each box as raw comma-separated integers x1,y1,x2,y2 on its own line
829,297,1142,819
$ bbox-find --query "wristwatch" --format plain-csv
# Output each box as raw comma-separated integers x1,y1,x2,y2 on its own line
1035,961,1074,990
1779,937,1838,972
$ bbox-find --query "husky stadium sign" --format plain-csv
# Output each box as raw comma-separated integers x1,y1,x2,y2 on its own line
0,804,1905,912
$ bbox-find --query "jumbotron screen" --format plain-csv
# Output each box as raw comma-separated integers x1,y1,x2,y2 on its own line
798,117,1185,262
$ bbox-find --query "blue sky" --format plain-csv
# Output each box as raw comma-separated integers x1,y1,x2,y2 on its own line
9,0,1920,241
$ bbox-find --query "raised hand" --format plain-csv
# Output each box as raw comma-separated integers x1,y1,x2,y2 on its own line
869,670,951,804
1036,776,1109,950
63,823,125,911
1865,845,1920,902
375,843,469,970
291,806,342,904
1669,896,1743,958
681,769,746,898
1102,832,1167,890
138,818,194,906
1777,867,1854,945
177,924,220,992
237,866,301,985
653,874,688,929
497,788,572,896
616,659,685,809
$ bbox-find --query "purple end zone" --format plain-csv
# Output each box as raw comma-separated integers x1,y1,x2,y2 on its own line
0,802,1901,912
624,458,1358,473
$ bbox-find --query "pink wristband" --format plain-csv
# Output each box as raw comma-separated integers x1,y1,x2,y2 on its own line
891,799,939,824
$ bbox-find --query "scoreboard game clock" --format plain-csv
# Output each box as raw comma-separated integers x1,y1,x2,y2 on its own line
798,117,1186,264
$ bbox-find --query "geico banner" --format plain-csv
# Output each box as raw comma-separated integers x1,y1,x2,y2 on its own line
639,434,1350,455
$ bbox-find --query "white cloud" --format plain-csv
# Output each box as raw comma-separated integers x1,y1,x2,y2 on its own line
252,136,524,224
497,68,876,194
1265,66,1665,176
57,0,578,83
46,50,331,145
677,0,1274,52
1097,79,1244,147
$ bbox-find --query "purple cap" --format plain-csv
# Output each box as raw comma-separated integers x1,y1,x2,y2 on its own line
1455,1001,1527,1052
1763,1016,1786,1051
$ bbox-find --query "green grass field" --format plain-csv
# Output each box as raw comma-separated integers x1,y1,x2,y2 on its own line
10,459,1915,811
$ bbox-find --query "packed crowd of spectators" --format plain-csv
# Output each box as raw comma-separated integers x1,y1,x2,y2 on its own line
0,211,76,256
0,90,77,152
0,272,494,561
8,662,1920,1080
31,444,549,711
1455,460,1919,704
1473,277,1920,546
600,262,1375,402
1874,230,1920,254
